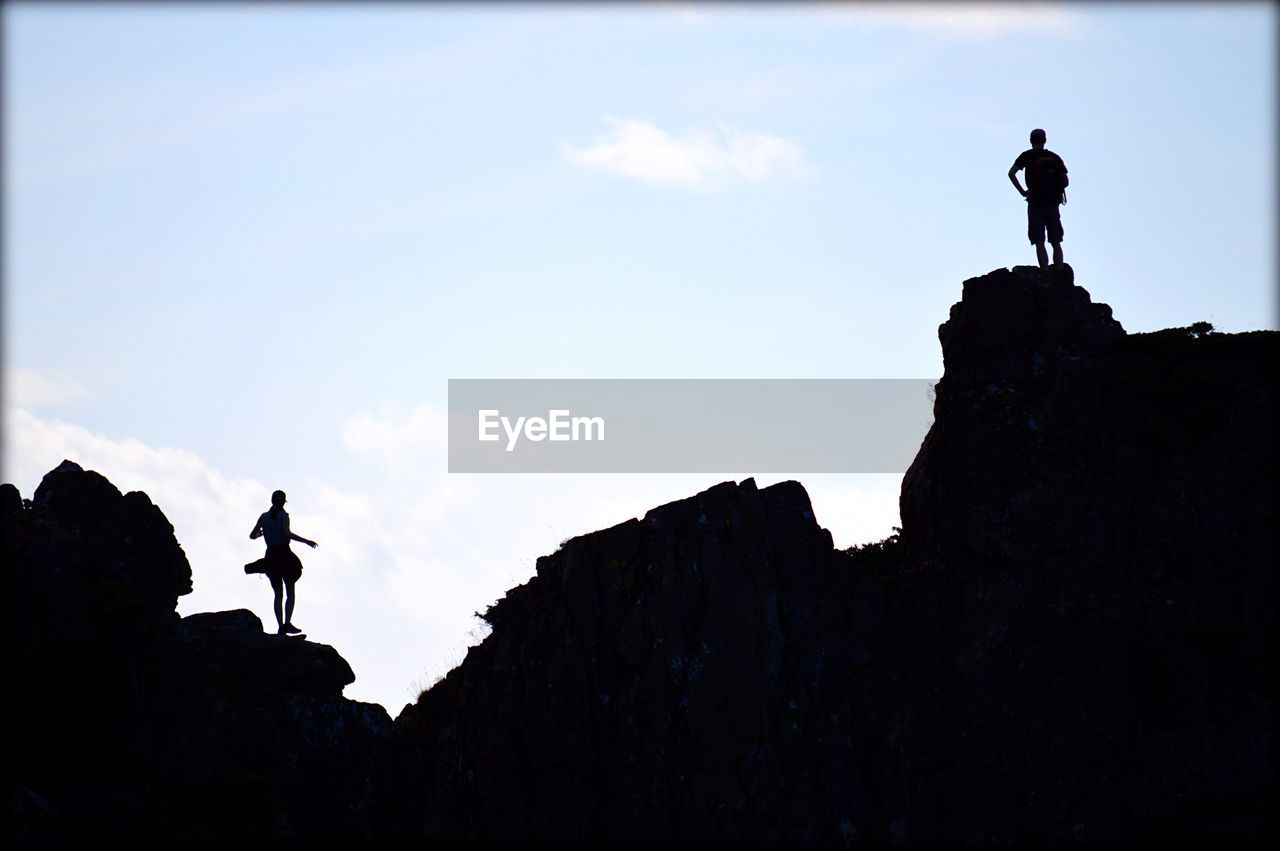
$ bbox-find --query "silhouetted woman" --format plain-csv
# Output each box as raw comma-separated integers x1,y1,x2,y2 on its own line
248,489,318,636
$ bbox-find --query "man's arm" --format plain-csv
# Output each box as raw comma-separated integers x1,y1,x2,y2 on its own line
1008,162,1028,197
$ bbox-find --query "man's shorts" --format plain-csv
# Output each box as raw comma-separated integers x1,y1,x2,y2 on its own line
1027,202,1064,245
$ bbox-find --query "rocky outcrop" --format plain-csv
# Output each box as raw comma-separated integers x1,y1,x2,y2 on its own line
361,266,1276,846
890,266,1276,843
361,478,856,846
3,461,389,847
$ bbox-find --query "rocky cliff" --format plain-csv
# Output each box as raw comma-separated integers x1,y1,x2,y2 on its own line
3,461,390,846
5,266,1274,847
893,266,1276,844
359,266,1277,846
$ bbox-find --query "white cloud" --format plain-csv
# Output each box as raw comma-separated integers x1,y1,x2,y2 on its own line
340,402,449,477
821,2,1082,39
5,368,87,408
563,117,814,189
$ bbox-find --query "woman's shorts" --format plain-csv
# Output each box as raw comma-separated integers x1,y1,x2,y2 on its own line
262,545,303,583
1027,202,1064,245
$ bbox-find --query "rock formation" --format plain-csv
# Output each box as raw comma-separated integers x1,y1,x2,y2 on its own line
6,265,1274,847
360,266,1276,845
3,461,389,846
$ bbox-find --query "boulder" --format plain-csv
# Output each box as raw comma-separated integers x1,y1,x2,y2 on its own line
182,609,356,698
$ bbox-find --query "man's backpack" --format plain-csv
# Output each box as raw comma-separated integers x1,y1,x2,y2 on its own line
1031,152,1068,204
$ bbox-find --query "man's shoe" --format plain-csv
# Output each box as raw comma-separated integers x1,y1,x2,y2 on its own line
283,623,302,634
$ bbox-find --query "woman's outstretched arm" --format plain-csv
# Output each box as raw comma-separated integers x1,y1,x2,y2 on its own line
283,514,317,548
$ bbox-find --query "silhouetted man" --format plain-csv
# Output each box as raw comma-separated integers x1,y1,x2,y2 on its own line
246,489,318,636
1008,128,1069,269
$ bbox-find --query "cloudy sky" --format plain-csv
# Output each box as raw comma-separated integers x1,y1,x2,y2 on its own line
4,3,1275,713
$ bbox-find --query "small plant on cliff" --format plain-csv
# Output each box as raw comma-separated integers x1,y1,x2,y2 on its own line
841,527,903,573
1140,320,1215,344
1187,320,1214,338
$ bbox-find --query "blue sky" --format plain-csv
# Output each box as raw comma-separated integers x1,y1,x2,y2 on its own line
4,3,1275,712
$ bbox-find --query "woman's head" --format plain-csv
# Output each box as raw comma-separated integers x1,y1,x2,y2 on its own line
271,490,287,509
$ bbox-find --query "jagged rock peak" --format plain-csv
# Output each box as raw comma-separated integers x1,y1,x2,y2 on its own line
23,458,193,611
362,476,851,845
938,264,1126,397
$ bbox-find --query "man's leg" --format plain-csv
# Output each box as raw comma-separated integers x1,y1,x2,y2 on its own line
1029,204,1048,268
284,579,296,627
1034,241,1048,269
269,575,285,632
1047,206,1064,266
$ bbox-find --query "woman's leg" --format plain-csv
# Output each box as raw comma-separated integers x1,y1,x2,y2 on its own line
269,575,285,631
284,578,297,627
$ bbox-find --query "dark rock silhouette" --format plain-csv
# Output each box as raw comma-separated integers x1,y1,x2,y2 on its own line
5,266,1274,847
31,459,193,618
360,266,1276,846
363,478,852,846
3,461,389,846
893,266,1276,843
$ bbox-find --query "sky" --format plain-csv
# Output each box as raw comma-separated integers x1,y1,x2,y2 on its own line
3,2,1275,714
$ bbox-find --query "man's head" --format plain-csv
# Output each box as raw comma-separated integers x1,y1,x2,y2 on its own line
271,489,287,508
1030,128,1047,148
